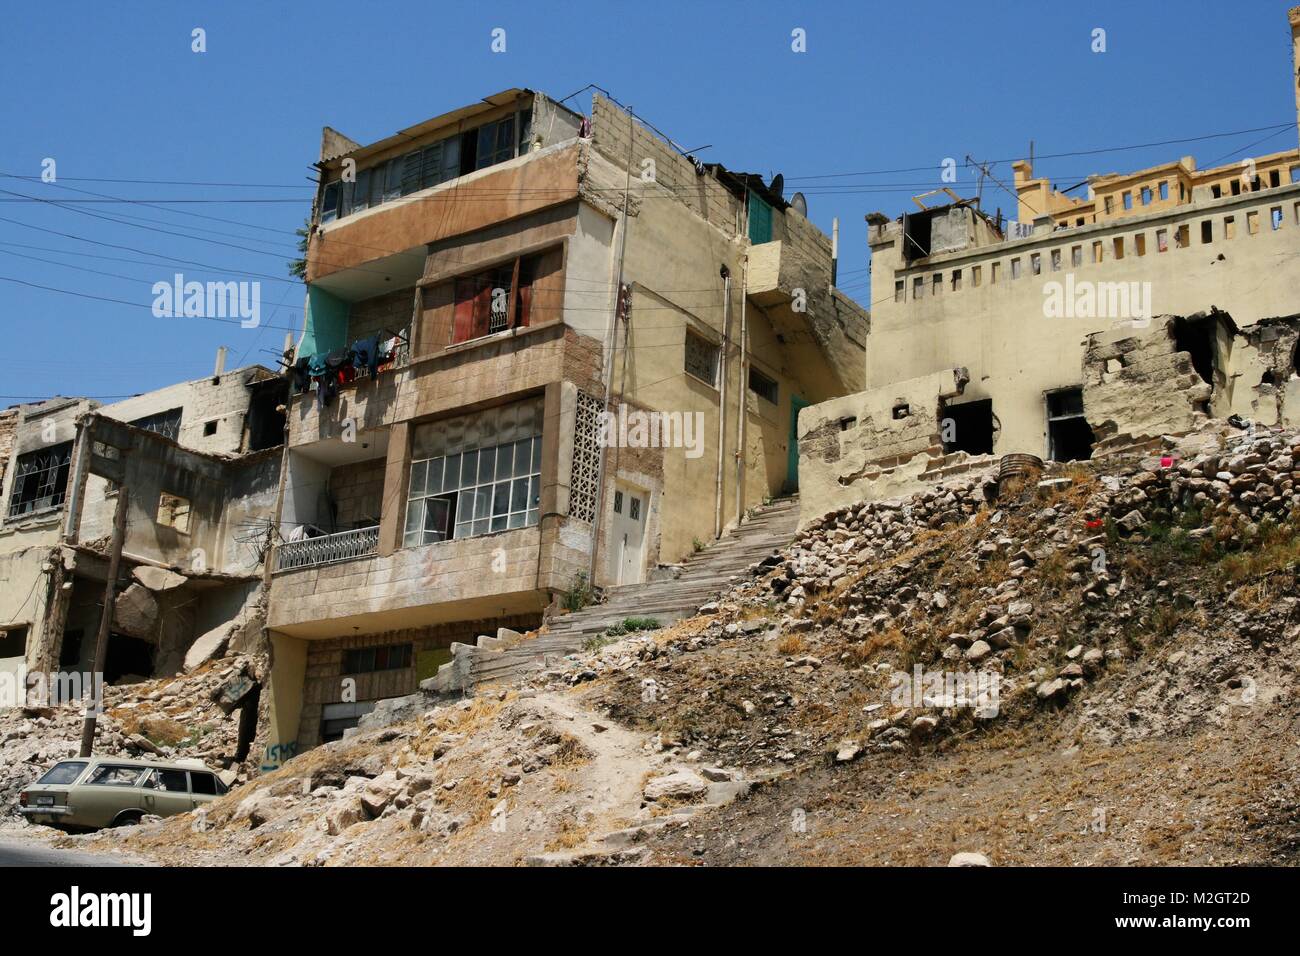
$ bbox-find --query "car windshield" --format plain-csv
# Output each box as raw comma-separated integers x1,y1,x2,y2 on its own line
36,761,88,785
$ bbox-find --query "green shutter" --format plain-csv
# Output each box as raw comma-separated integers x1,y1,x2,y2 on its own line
747,190,773,244
300,285,350,358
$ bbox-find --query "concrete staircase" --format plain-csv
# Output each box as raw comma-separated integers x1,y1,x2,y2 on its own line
428,496,800,695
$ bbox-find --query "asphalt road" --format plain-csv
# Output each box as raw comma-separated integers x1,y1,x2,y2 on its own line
0,835,146,867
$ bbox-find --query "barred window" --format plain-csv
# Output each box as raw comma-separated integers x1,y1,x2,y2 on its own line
130,408,182,441
684,331,719,386
343,643,413,674
7,442,72,518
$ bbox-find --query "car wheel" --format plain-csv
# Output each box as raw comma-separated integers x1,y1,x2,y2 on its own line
112,810,143,828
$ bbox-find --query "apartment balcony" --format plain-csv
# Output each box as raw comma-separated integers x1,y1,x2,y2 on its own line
276,525,379,572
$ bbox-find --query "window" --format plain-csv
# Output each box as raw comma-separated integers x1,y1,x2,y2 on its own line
130,408,181,441
153,769,188,793
1140,187,1151,206
1112,237,1124,259
1030,253,1041,275
931,273,942,295
1159,181,1169,201
7,442,72,518
36,761,87,786
1050,249,1061,272
1122,191,1133,210
1291,166,1300,184
450,254,540,344
1269,170,1281,188
941,399,994,456
951,269,962,291
990,261,1000,283
685,331,720,386
1176,224,1190,248
1224,215,1236,239
1010,258,1021,279
320,181,340,223
1071,245,1083,267
1092,241,1103,263
1247,211,1259,236
1271,206,1283,230
320,700,378,743
0,625,26,659
1046,388,1094,462
156,492,191,534
893,280,904,302
629,496,641,521
344,643,414,675
405,400,543,546
189,772,219,796
912,276,924,298
1211,183,1222,199
613,490,623,514
1134,234,1146,256
1156,229,1168,252
971,265,982,287
474,116,518,169
748,367,778,404
86,765,147,787
203,420,218,436
1104,195,1114,215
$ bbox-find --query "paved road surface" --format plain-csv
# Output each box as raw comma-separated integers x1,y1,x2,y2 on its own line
0,835,147,867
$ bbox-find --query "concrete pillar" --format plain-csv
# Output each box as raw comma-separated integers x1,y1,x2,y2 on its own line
377,420,410,557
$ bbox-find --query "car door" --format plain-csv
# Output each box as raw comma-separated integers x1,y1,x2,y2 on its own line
187,770,220,809
81,763,148,826
141,769,193,818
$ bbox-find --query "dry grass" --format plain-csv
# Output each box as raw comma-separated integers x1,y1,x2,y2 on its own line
776,633,807,656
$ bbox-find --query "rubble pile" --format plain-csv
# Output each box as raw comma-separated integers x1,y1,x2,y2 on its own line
0,653,267,824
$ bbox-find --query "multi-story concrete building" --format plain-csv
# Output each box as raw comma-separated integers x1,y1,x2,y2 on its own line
795,8,1300,523
264,89,869,754
0,358,286,696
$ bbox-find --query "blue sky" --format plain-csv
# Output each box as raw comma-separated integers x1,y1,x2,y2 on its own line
1,0,1295,404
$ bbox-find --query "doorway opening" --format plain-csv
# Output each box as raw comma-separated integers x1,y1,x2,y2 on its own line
1046,388,1095,462
941,399,996,456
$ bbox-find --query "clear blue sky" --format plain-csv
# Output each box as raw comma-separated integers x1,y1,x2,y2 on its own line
1,0,1295,404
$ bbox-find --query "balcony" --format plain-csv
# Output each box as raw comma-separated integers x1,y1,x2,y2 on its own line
276,525,379,572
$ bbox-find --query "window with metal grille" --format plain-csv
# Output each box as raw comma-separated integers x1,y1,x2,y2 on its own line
748,367,778,404
450,254,540,345
685,331,719,386
7,442,72,518
129,408,182,441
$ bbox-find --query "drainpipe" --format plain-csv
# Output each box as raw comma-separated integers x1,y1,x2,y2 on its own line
735,256,748,526
831,217,839,289
588,107,636,586
715,264,732,539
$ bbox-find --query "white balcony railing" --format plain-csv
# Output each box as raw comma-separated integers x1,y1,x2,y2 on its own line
276,525,379,571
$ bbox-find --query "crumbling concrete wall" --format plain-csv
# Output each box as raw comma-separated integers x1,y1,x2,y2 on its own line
1081,315,1217,449
796,368,969,526
1224,314,1300,426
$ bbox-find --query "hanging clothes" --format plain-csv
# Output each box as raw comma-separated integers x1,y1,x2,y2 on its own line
351,334,382,379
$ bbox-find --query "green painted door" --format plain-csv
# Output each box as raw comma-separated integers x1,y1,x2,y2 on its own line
787,395,811,491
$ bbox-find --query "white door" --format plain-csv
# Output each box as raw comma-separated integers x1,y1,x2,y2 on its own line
612,484,647,586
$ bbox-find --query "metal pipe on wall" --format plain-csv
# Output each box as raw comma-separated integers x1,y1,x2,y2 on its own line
735,256,748,526
715,264,731,539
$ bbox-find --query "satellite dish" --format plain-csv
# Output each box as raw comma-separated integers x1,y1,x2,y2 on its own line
770,173,784,198
791,192,807,216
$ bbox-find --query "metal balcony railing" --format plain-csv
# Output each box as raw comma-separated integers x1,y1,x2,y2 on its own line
276,525,379,571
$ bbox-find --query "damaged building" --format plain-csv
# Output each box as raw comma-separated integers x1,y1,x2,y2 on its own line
795,8,1300,524
262,88,869,755
0,360,287,724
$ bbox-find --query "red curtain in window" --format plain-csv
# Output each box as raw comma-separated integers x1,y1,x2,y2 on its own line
452,276,493,344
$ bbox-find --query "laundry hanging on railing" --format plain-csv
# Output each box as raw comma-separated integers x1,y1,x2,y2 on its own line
283,329,407,407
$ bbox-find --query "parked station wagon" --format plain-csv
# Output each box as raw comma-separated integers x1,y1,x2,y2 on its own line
18,757,228,832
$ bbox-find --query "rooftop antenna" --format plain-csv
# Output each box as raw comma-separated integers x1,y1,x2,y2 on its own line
790,191,807,216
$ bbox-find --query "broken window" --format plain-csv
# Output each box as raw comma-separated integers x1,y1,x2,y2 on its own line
1269,170,1281,188
951,269,962,291
1172,315,1217,387
1247,211,1259,236
156,492,192,534
1270,206,1283,230
685,330,720,386
1104,195,1114,215
246,378,288,451
971,265,982,287
892,403,910,420
942,399,995,456
1071,245,1082,267
748,367,778,404
1046,388,1094,462
203,420,218,436
912,276,924,299
894,280,905,302
1030,253,1041,276
1049,249,1061,271
1224,215,1236,239
931,273,942,296
1291,166,1300,184
1010,258,1022,279
1112,237,1124,260
1092,241,1103,263
1211,184,1222,199
1176,224,1190,248
7,442,72,518
1200,220,1213,244
58,628,82,667
1140,187,1152,206
1156,229,1168,252
1134,234,1146,256
130,408,182,441
104,633,154,684
1231,179,1242,197
343,643,414,675
1122,191,1133,210
1159,181,1169,201
990,262,1000,283
0,625,26,660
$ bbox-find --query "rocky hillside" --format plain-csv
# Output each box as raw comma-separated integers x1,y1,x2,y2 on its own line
44,422,1300,865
